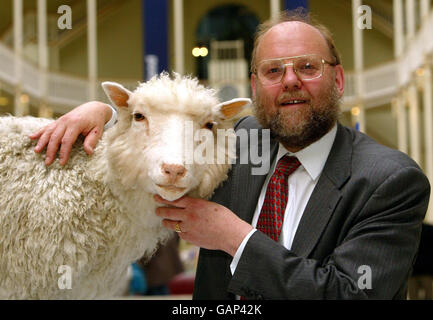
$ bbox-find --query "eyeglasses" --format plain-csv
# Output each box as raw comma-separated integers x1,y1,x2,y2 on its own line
255,54,338,86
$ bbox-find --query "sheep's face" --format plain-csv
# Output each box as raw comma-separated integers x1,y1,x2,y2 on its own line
102,73,250,201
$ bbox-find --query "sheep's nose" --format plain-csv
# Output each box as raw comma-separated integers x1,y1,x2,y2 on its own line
161,163,187,181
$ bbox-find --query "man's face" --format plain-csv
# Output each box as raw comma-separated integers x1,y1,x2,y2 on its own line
251,22,345,151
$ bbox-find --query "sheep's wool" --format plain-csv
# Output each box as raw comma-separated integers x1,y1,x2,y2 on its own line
0,116,170,299
0,74,238,299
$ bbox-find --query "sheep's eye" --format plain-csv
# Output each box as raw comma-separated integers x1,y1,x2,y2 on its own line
133,113,146,122
203,122,215,130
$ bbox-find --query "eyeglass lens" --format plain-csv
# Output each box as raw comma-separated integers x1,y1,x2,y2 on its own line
258,55,323,84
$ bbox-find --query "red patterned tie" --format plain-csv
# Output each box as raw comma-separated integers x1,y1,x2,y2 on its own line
257,155,301,241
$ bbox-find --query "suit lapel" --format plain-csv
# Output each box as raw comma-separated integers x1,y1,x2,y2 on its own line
291,124,352,257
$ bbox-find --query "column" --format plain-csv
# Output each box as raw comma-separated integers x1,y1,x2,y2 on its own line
393,0,404,60
405,0,416,40
37,0,52,118
405,0,421,164
407,84,421,165
351,0,365,132
270,0,280,19
13,0,25,116
393,0,408,153
421,0,433,224
393,97,408,153
420,0,430,20
422,66,433,223
87,0,98,101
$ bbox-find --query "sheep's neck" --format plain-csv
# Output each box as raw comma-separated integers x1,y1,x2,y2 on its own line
88,140,163,230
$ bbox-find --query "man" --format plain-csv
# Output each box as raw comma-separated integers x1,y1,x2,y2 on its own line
30,11,430,299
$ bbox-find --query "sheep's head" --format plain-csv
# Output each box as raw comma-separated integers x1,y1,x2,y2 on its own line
102,73,250,201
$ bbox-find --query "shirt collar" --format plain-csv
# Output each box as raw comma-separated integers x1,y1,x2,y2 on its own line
276,124,337,181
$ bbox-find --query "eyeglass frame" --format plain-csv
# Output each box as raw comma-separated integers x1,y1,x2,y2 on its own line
253,54,339,85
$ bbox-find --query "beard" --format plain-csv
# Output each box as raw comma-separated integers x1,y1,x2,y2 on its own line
253,80,341,151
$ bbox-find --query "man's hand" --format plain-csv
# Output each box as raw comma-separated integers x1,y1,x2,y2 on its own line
155,195,253,256
29,101,113,166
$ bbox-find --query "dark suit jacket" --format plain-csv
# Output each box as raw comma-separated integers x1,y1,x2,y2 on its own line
193,116,431,299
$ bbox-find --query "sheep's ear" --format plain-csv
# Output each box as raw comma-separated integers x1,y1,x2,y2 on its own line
101,81,132,109
214,98,251,120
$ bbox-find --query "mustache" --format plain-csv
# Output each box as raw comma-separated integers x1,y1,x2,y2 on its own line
277,91,311,104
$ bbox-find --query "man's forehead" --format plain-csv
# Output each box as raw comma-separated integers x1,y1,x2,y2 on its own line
257,21,330,60
268,21,325,39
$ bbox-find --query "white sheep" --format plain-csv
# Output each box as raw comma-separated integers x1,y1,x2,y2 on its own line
0,73,250,299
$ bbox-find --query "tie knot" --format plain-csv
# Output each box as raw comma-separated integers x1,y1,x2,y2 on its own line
275,155,301,177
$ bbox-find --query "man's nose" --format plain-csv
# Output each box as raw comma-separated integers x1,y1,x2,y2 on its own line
281,64,302,89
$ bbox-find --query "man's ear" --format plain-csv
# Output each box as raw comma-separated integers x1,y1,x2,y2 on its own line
101,82,132,109
334,65,345,98
214,98,252,120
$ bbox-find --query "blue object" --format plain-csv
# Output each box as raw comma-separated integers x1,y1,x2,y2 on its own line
284,0,309,11
129,263,147,295
355,122,360,131
142,0,169,79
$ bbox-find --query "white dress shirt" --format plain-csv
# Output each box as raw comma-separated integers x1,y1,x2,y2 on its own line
230,124,338,275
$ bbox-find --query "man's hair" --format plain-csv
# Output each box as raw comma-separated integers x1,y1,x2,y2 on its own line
250,8,342,73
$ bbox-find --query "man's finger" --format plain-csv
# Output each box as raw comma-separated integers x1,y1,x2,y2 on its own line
161,219,186,233
33,128,53,153
156,206,186,221
45,125,67,165
29,128,44,140
83,127,103,155
58,128,81,166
